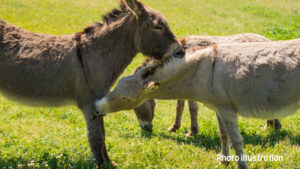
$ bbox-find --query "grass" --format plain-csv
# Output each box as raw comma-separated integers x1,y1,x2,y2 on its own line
0,0,300,168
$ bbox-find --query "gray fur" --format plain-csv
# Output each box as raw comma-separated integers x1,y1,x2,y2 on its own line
0,0,183,167
134,33,280,135
98,39,300,168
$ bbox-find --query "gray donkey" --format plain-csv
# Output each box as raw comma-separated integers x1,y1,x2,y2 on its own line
96,39,300,169
133,33,281,136
0,0,184,167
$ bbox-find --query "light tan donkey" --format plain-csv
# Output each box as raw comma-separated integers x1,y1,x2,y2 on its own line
133,33,281,136
0,0,184,167
97,39,300,169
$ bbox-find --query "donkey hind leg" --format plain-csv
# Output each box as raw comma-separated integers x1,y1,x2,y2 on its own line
186,100,199,137
217,106,249,169
81,104,113,168
168,100,185,132
265,119,282,132
216,114,230,165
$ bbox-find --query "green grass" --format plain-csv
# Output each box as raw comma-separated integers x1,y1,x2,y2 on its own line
0,0,300,168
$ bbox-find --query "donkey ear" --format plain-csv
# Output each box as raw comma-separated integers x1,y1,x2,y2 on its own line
144,81,160,93
124,0,146,17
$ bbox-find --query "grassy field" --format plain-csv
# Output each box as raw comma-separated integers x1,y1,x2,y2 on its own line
0,0,300,168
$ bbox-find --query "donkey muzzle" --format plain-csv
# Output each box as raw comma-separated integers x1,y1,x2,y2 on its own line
95,98,110,116
139,121,153,131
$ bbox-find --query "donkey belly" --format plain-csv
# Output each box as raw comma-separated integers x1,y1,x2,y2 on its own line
0,92,75,107
228,75,300,119
237,102,299,119
230,77,300,119
0,60,76,107
0,80,76,107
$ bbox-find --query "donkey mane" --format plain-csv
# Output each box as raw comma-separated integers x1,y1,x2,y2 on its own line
180,38,215,50
0,4,129,37
74,3,131,84
138,38,216,79
82,3,129,34
102,8,127,25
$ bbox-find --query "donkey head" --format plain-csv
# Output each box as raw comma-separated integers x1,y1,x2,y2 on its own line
95,49,190,115
95,73,160,115
122,0,185,59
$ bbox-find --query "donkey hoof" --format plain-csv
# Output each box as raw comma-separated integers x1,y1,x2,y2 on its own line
221,160,230,166
186,131,196,137
274,126,282,132
111,161,118,167
168,126,179,132
238,161,249,169
186,132,192,137
274,120,282,132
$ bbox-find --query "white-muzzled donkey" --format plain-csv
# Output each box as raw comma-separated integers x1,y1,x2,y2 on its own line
96,39,300,169
133,33,282,136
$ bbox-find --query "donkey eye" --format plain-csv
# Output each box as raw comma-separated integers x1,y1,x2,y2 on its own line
152,25,163,31
121,96,130,100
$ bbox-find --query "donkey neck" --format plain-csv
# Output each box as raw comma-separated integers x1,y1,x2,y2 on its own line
146,48,215,101
100,15,138,76
81,14,139,98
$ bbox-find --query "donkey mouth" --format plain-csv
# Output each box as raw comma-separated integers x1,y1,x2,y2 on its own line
95,98,110,116
139,121,153,131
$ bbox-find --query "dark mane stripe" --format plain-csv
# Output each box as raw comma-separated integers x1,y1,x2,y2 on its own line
180,37,215,50
81,3,129,35
211,44,218,93
84,22,103,33
140,39,218,79
102,8,127,25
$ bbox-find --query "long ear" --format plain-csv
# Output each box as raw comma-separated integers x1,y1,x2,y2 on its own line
144,81,160,93
124,0,146,17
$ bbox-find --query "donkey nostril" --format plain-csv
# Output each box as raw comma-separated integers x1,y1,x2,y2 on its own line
174,49,185,58
140,123,153,131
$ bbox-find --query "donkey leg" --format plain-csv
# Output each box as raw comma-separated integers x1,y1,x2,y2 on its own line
266,119,273,129
265,119,282,132
273,119,282,131
168,100,185,132
81,104,112,168
218,106,249,169
186,100,199,137
216,114,230,165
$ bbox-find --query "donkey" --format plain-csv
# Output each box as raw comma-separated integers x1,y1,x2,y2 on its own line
133,33,281,136
96,39,300,169
0,0,184,167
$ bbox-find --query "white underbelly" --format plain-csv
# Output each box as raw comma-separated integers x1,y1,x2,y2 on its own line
0,90,76,107
238,103,299,119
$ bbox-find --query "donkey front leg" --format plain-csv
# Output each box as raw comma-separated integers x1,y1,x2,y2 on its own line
81,104,112,168
186,100,199,137
168,100,185,132
217,106,249,169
